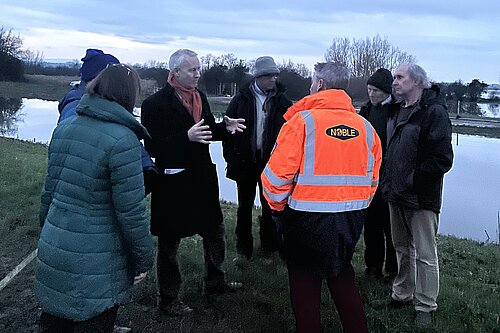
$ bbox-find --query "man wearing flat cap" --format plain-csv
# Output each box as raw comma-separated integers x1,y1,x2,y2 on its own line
359,68,398,281
223,56,292,267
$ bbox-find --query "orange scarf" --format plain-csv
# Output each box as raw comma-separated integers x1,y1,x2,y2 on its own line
167,72,202,122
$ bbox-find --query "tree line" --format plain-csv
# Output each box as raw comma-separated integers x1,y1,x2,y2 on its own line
0,26,492,103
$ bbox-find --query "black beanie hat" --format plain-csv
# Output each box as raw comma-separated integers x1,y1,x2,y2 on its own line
367,68,393,94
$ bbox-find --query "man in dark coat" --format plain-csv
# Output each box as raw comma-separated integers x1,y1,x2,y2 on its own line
374,64,453,329
223,56,292,266
141,49,245,316
359,68,398,280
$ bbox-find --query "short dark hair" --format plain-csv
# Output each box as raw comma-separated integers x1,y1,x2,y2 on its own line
314,62,350,90
86,64,141,112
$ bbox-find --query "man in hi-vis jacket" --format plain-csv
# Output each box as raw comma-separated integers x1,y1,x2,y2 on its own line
261,62,382,333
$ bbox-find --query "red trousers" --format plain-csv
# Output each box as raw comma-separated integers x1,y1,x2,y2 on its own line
288,266,368,333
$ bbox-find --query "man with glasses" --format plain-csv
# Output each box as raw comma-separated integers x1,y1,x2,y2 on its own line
223,56,292,267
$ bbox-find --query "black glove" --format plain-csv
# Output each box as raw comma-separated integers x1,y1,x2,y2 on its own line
143,167,159,196
271,210,285,235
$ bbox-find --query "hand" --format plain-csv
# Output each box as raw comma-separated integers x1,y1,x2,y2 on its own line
187,119,212,144
134,272,147,285
271,210,285,235
224,116,246,134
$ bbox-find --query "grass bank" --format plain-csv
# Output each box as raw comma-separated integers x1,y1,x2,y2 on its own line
0,75,229,114
0,137,499,332
0,75,158,105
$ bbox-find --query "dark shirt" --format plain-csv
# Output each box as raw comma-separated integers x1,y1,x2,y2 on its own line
387,103,416,145
366,103,388,148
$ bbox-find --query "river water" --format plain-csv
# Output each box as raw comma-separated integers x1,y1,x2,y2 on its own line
1,98,499,242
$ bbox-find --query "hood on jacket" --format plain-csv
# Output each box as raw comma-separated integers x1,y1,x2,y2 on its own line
76,94,150,140
285,89,355,121
420,84,446,109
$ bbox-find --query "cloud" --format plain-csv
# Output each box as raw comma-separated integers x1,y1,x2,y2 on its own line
1,0,499,82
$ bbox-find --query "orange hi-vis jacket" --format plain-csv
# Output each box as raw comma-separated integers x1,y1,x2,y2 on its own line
261,89,382,212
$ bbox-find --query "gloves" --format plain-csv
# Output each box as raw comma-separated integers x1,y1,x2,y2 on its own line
143,167,159,196
271,209,286,258
271,210,285,235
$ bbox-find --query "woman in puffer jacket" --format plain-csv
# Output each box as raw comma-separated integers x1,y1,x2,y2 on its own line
36,64,155,332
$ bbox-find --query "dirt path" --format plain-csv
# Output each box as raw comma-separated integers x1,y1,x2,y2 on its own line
0,258,39,332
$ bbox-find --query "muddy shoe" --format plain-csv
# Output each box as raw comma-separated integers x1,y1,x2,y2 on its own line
159,300,193,317
113,325,132,333
206,280,243,294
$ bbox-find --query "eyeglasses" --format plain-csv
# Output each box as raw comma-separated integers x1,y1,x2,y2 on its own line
106,63,131,76
259,73,279,79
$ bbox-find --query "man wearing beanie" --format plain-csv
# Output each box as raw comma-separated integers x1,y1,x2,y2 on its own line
359,68,398,281
223,56,292,267
58,49,119,123
56,49,156,196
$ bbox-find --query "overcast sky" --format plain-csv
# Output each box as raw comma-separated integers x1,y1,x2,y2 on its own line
1,0,499,83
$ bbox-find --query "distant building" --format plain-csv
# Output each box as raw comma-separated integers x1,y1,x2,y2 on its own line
481,84,500,100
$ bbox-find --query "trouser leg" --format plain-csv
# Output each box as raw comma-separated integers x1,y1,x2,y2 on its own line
363,197,385,274
383,202,398,276
257,179,278,253
326,266,368,333
235,178,258,258
39,312,74,333
287,267,322,333
389,203,416,302
411,209,439,312
73,306,118,333
39,307,118,333
157,237,182,307
202,223,226,287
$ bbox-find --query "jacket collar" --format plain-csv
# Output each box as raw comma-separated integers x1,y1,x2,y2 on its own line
284,89,355,121
76,94,150,140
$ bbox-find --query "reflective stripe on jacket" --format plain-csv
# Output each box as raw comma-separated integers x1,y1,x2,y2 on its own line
261,89,382,212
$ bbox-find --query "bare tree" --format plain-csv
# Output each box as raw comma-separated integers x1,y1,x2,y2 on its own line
325,35,416,78
200,53,217,70
0,26,23,57
21,48,44,66
218,53,239,69
278,59,311,78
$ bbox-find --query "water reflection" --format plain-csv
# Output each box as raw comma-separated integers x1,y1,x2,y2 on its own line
0,97,24,137
450,101,500,118
0,98,58,143
441,134,500,242
1,99,499,242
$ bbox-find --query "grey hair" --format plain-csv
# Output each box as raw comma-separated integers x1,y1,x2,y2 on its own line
313,62,350,90
406,63,431,89
169,49,198,71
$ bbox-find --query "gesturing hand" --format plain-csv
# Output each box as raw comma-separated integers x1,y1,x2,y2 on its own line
224,116,246,134
187,119,212,144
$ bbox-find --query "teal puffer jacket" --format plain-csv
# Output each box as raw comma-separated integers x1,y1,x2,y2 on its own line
36,94,155,321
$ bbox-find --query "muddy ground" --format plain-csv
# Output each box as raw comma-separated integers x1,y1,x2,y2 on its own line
0,241,250,333
0,243,40,332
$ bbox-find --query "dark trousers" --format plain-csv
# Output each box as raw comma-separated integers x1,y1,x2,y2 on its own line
363,191,397,275
38,307,118,333
157,223,225,306
288,266,368,333
235,160,277,258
